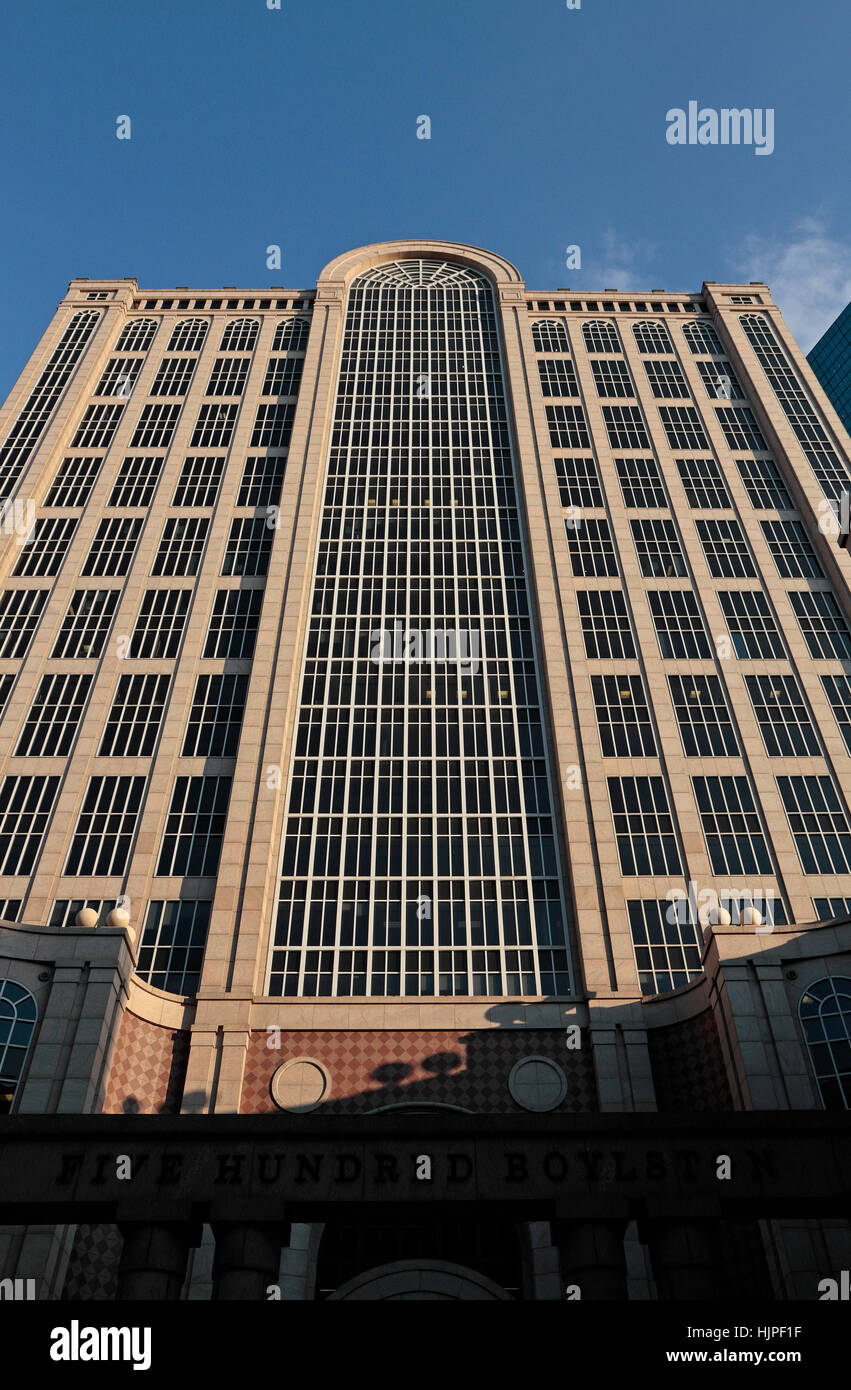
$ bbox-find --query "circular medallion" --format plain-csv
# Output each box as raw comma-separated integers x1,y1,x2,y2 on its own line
508,1056,567,1112
270,1058,329,1113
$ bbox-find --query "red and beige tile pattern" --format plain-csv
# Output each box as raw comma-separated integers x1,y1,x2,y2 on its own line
241,1028,597,1114
101,1011,190,1114
647,1011,733,1111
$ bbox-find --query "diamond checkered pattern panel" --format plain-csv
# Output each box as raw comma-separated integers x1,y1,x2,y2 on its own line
241,1028,597,1114
61,1223,121,1301
102,1011,189,1114
647,1011,733,1111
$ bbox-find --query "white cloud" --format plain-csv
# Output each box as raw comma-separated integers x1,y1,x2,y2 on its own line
734,218,851,351
566,229,658,292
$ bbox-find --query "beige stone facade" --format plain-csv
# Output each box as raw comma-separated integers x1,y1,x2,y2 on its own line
1,241,851,1300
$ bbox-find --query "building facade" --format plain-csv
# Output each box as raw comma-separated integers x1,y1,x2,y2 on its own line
808,300,851,441
0,240,851,1301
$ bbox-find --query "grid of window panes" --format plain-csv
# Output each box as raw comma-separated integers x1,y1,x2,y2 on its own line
740,313,851,501
668,674,739,756
675,455,728,511
627,899,702,995
821,675,851,752
798,976,851,1110
136,899,212,995
49,898,118,929
812,897,851,922
744,674,821,756
0,310,101,500
269,260,573,998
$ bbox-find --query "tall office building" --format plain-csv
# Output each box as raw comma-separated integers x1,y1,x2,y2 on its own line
0,241,850,1302
808,300,851,439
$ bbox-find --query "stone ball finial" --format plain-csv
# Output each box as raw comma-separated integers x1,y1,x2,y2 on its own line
108,907,136,947
742,906,763,927
715,907,732,926
76,907,98,928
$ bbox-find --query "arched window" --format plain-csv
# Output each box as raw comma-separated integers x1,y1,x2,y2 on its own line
167,318,209,352
737,314,778,351
114,318,158,353
272,318,310,352
633,320,673,354
683,321,723,356
0,979,37,1114
582,319,621,354
64,309,102,341
531,320,570,353
352,259,491,289
219,318,259,352
799,976,851,1110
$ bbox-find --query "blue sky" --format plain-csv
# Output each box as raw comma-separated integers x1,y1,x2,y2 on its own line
1,0,849,397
